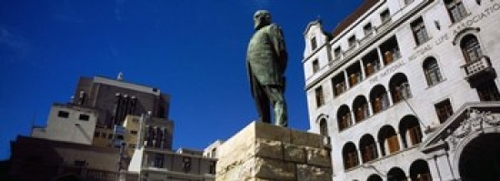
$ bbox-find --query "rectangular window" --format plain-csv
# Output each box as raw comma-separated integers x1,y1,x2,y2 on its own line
108,134,113,139
380,9,391,23
435,99,453,123
79,114,90,121
94,132,100,137
334,47,342,59
130,130,138,135
57,111,69,118
363,23,374,36
315,86,325,108
348,35,357,48
209,161,216,174
424,59,444,86
411,17,430,45
312,59,319,73
154,154,164,168
311,36,318,50
446,0,467,23
477,80,500,101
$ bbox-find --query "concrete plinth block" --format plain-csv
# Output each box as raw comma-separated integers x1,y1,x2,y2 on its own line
216,121,332,181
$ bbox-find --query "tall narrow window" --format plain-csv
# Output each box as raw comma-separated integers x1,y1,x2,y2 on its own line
387,135,400,154
445,0,467,23
343,143,359,169
337,105,352,131
354,96,369,122
209,161,216,174
435,99,453,123
461,35,483,63
408,126,423,146
154,154,164,168
423,57,444,86
315,86,325,107
312,59,319,73
360,135,378,163
311,36,318,50
411,17,430,45
182,157,192,172
319,118,328,136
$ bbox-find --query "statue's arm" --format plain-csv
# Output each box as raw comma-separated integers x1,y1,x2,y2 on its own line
269,24,288,74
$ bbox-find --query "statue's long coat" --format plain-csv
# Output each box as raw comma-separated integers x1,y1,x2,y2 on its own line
246,23,288,95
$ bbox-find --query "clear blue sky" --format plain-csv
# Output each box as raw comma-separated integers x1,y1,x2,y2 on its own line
0,0,363,160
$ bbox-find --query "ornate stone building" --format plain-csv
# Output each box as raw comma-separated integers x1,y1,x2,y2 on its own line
303,0,500,180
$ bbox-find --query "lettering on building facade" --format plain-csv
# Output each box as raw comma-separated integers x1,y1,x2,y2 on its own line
409,2,500,61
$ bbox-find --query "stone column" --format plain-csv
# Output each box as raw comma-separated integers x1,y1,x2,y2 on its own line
216,121,332,181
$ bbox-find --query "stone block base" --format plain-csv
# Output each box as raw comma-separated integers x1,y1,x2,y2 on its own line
216,121,332,181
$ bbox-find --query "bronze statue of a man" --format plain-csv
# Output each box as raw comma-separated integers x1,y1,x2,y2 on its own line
246,10,288,127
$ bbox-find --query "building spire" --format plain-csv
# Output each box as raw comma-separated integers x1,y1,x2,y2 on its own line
117,72,124,81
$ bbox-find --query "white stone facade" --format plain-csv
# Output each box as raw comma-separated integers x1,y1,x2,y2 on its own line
31,103,97,145
303,0,500,180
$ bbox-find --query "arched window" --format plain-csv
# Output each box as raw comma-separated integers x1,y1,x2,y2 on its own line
423,57,443,86
390,73,412,103
319,118,328,136
370,85,389,114
387,167,407,181
378,125,400,156
367,174,383,181
342,142,359,169
461,34,483,63
359,134,378,163
353,95,370,122
399,115,423,148
337,105,352,131
410,159,433,181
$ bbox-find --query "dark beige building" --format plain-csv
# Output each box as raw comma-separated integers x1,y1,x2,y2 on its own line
73,75,170,128
8,75,175,180
9,136,122,181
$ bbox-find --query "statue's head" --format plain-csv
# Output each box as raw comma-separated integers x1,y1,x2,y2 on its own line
253,10,271,30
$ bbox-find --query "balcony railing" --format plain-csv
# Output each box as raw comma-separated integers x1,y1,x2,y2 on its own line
462,56,495,81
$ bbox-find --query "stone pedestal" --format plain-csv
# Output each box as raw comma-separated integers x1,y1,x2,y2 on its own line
216,121,332,181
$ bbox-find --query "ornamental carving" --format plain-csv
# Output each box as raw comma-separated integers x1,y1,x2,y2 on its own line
447,108,500,150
